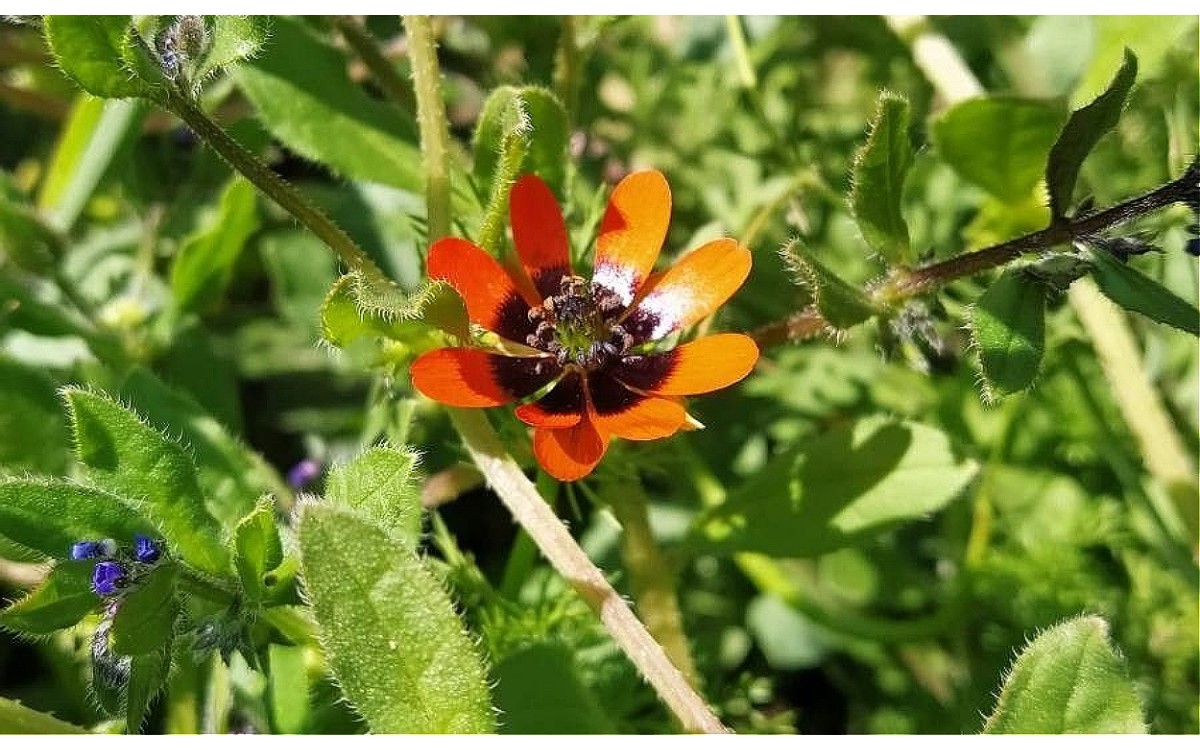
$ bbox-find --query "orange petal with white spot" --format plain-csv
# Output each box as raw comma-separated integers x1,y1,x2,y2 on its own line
624,238,751,341
593,170,671,304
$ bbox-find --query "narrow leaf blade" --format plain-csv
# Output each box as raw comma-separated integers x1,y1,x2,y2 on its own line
1046,50,1138,219
1088,247,1200,336
850,92,914,265
0,560,99,635
170,178,260,315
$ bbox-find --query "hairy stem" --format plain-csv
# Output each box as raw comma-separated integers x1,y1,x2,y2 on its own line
403,15,452,242
448,410,727,733
158,90,386,282
330,16,415,113
605,476,700,689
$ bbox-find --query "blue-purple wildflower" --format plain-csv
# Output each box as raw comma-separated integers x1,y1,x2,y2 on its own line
133,534,162,564
92,561,128,597
287,457,322,489
70,538,117,560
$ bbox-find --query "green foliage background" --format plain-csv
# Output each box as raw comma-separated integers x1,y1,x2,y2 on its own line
0,15,1196,734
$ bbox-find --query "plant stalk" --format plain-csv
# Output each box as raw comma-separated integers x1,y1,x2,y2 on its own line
448,409,728,733
330,16,415,113
403,15,453,242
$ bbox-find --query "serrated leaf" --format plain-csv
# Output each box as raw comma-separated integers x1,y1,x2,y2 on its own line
781,241,878,329
1088,247,1199,336
325,446,422,549
0,560,99,635
850,92,914,265
984,615,1146,733
492,643,615,734
932,98,1067,203
473,85,569,194
64,389,228,575
0,478,148,560
298,504,494,733
0,697,88,734
697,417,977,557
194,16,270,83
170,178,260,315
0,357,70,474
42,16,153,99
1046,50,1137,220
971,270,1047,397
232,17,424,193
112,563,178,656
234,502,283,603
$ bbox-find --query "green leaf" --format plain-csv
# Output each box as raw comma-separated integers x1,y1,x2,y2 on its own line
746,594,831,670
112,563,178,656
234,501,284,603
0,275,86,339
1088,247,1199,336
1072,17,1191,106
473,85,570,194
780,240,878,329
0,560,99,635
260,230,339,335
970,269,1047,398
0,697,87,734
932,98,1067,203
36,96,145,231
0,478,148,560
0,357,70,474
325,445,422,549
984,615,1146,733
193,16,271,84
1046,50,1137,220
170,178,260,315
64,388,228,575
125,644,172,733
232,17,424,193
298,504,494,733
850,92,914,265
267,643,311,734
492,643,615,734
42,16,152,99
697,417,978,557
117,366,267,529
319,272,453,348
0,185,61,273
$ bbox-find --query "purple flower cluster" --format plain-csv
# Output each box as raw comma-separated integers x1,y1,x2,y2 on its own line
70,534,164,596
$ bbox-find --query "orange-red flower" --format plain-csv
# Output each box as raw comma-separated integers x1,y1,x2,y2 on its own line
411,170,759,481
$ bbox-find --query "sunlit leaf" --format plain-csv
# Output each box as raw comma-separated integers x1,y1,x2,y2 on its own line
850,92,914,265
970,269,1047,398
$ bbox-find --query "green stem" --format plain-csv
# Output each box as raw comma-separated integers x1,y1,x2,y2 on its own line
156,89,385,282
403,15,453,242
329,16,415,113
552,16,581,127
476,119,529,261
448,409,727,733
724,16,757,89
605,476,701,688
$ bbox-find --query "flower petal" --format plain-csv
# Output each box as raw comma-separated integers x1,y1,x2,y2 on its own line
588,371,687,440
533,416,608,482
616,333,759,396
593,170,671,305
622,238,751,342
411,348,559,407
511,174,572,299
427,237,536,343
515,370,584,428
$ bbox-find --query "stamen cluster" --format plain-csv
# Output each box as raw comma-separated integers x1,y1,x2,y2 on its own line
527,276,635,369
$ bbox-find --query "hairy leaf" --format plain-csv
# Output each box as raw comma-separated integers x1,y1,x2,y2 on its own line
42,16,152,99
0,560,99,634
473,85,570,194
1088,247,1199,336
194,15,271,83
933,98,1067,203
984,615,1146,733
0,358,69,474
0,478,147,560
234,501,284,603
850,92,914,265
64,389,228,575
1046,50,1137,219
324,445,422,549
971,270,1047,398
112,563,178,657
298,504,493,733
781,240,878,329
0,697,87,734
698,417,977,557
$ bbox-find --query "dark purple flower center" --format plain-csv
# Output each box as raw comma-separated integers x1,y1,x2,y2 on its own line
527,276,634,370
